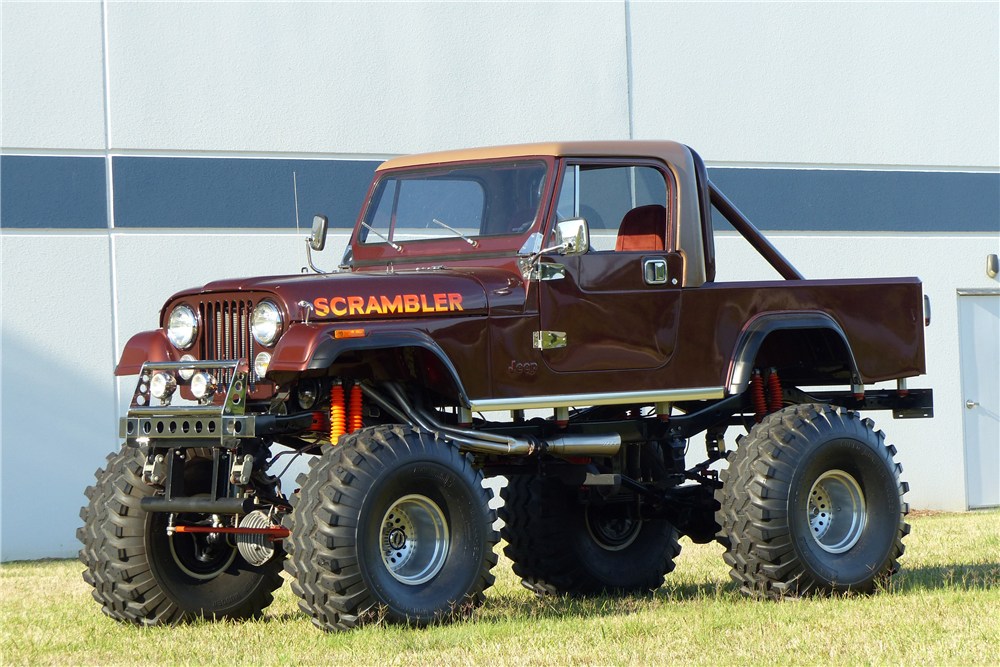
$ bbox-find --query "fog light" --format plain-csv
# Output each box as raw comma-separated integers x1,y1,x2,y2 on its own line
297,378,318,410
191,372,216,400
178,354,197,381
254,351,272,378
149,372,177,401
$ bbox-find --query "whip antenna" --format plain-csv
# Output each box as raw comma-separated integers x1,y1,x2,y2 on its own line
293,171,305,271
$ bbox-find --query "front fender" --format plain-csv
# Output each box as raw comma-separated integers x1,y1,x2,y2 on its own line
267,324,471,407
115,329,174,376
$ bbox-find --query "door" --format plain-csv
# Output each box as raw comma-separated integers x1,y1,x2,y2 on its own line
958,293,1000,508
537,161,682,373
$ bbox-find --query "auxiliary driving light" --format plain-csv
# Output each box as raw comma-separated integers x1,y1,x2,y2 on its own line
178,354,197,381
297,378,318,410
254,351,272,379
191,372,217,400
149,372,177,401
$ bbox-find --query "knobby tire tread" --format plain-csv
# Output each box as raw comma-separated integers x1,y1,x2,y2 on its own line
715,403,910,600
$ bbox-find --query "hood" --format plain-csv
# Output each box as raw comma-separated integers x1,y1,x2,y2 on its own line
163,269,500,323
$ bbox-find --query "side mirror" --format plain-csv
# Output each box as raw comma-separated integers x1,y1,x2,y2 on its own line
309,215,328,251
553,217,589,255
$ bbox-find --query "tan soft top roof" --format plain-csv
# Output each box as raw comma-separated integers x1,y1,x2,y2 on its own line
376,140,691,171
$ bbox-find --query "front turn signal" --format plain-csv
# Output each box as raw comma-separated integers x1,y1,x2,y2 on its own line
334,328,366,339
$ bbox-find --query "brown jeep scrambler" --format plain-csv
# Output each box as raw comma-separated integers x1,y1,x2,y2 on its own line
79,141,933,631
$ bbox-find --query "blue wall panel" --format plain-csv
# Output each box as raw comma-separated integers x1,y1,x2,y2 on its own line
707,167,1000,232
0,156,107,229
3,155,996,232
112,157,379,229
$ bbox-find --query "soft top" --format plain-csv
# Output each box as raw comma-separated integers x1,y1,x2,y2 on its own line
377,140,691,171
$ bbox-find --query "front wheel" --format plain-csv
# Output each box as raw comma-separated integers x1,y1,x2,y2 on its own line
78,446,285,625
283,425,498,632
716,403,910,599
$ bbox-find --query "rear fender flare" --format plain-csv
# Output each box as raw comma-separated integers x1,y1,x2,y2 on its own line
727,312,863,394
307,331,471,408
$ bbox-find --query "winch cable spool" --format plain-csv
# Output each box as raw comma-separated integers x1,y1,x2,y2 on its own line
348,383,364,433
329,382,346,443
236,509,284,566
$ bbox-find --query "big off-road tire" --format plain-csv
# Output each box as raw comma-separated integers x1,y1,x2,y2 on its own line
283,425,499,632
500,475,681,595
716,403,910,600
78,446,285,625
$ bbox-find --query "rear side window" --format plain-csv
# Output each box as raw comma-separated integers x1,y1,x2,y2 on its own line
556,164,668,251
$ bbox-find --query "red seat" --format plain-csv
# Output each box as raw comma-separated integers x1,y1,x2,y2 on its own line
615,204,667,252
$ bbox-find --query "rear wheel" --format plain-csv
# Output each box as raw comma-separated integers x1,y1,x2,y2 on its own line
78,446,285,625
284,425,498,632
500,474,680,595
716,403,910,599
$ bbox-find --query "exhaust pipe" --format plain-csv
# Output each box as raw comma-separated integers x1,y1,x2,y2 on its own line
375,382,621,458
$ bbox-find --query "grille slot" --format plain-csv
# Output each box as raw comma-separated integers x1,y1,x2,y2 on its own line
201,297,258,388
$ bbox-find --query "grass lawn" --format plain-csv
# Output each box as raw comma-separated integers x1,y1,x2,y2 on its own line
2,510,997,666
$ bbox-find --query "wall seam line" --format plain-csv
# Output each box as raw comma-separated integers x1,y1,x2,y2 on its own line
624,0,634,141
101,0,122,431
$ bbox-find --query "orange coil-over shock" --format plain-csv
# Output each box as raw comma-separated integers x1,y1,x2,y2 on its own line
767,369,783,414
329,383,346,443
750,371,767,423
348,384,364,434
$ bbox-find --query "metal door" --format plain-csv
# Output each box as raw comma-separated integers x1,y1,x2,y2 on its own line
958,293,1000,508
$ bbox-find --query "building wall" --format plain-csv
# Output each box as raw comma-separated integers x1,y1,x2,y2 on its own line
2,1,998,560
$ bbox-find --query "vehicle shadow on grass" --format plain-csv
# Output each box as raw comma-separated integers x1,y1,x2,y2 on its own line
891,563,1000,593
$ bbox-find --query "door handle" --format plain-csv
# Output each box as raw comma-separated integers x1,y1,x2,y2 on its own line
643,258,668,285
966,400,979,409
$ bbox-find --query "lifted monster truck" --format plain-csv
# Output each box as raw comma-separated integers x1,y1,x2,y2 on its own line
79,141,933,630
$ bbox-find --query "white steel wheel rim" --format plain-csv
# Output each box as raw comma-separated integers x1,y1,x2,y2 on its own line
807,470,867,554
380,494,450,585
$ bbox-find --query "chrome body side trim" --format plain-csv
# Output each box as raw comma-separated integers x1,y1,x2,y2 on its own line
468,387,725,411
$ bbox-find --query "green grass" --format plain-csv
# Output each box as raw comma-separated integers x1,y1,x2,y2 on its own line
2,511,998,666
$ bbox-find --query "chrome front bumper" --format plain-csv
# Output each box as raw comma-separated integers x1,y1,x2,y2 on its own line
122,359,258,447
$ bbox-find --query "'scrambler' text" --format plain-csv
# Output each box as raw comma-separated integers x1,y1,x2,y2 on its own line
313,293,464,317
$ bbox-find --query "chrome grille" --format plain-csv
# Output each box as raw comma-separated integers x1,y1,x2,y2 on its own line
199,297,258,387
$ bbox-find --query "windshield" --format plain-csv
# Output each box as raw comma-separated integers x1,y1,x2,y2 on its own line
359,161,548,245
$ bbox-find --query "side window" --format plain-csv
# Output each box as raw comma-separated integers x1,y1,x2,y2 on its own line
556,164,668,252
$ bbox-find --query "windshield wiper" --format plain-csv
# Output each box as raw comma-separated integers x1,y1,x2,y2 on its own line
432,219,479,247
361,221,403,252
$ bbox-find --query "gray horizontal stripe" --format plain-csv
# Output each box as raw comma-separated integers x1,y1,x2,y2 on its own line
707,167,999,233
0,156,107,229
112,156,379,229
3,155,997,232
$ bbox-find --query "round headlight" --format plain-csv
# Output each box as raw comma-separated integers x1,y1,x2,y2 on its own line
251,301,283,346
167,305,198,349
254,351,272,379
178,354,197,381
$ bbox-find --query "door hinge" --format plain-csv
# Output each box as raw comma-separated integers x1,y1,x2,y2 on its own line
533,331,567,350
520,259,566,281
